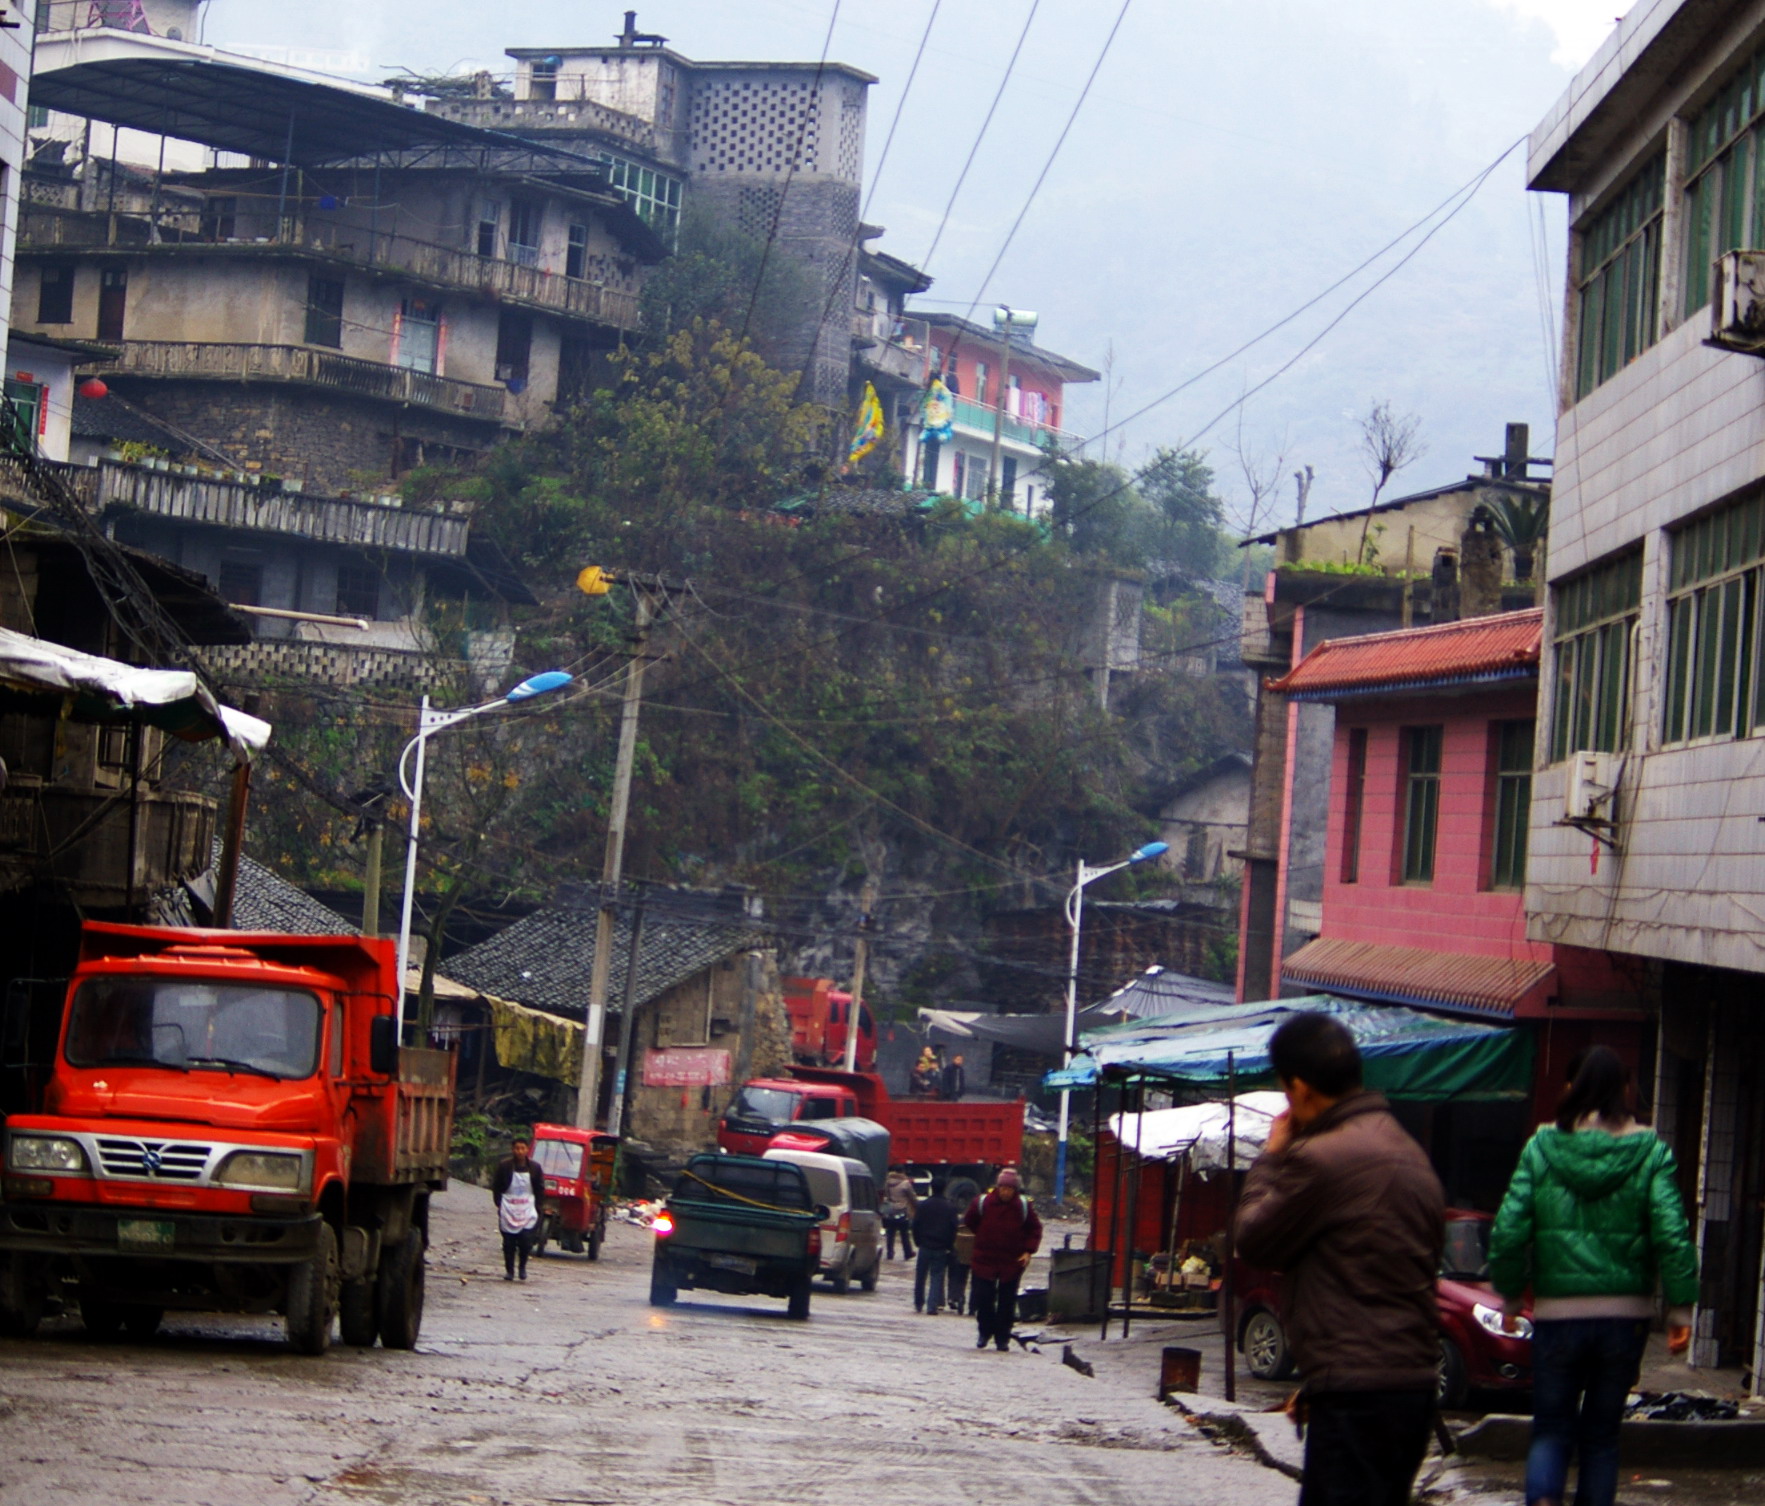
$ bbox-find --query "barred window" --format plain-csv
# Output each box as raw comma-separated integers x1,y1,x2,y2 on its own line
1491,720,1535,890
1550,552,1641,762
1576,155,1664,397
1663,490,1765,744
1684,46,1765,316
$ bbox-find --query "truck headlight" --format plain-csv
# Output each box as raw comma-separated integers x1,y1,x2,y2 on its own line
1472,1301,1531,1340
212,1151,306,1191
8,1135,88,1173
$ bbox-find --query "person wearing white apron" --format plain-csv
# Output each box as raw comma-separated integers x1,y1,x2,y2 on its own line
493,1136,544,1281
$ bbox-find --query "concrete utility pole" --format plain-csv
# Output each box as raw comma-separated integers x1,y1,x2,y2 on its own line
843,879,879,1073
576,584,656,1128
605,887,649,1138
361,821,384,936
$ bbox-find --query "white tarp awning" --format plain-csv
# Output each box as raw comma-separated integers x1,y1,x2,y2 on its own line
1107,1091,1289,1174
0,624,270,761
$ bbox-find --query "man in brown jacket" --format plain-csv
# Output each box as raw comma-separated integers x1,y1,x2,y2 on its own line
1235,1011,1444,1506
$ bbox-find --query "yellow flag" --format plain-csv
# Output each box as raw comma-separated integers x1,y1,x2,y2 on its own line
847,382,885,466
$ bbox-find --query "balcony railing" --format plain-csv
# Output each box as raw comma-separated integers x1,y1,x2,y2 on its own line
949,394,1079,449
854,313,931,387
97,341,508,423
20,207,641,331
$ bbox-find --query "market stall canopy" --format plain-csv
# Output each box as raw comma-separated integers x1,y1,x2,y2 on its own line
1107,1092,1288,1173
1044,995,1533,1101
919,968,1234,1054
0,625,269,761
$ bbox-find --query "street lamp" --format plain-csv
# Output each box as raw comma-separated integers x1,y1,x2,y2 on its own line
1054,839,1168,1204
393,670,574,1035
987,305,1038,512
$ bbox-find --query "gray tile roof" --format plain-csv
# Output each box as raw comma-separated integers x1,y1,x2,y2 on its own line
157,845,358,935
444,906,759,1018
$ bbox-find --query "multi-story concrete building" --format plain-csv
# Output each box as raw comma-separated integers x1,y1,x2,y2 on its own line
1526,0,1765,1382
428,13,875,407
912,313,1097,514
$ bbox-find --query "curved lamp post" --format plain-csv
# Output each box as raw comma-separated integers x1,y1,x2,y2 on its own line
394,671,573,1035
1053,839,1168,1205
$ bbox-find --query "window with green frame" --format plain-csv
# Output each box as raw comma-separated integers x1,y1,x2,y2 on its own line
1401,726,1443,885
1549,551,1642,762
1683,44,1765,317
1491,720,1535,890
601,154,682,246
1575,155,1664,398
1662,489,1765,744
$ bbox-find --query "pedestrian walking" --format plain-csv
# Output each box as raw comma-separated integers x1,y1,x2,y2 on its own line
492,1135,545,1282
1235,1011,1444,1506
912,1177,959,1313
883,1165,918,1260
940,1053,967,1101
962,1166,1041,1351
949,1216,974,1315
1489,1046,1698,1506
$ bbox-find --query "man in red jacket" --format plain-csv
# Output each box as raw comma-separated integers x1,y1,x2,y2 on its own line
962,1167,1042,1351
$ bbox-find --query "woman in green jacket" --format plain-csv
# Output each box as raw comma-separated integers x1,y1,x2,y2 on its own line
1489,1046,1698,1506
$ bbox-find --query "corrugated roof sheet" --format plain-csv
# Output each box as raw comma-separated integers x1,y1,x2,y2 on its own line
1280,936,1553,1019
1268,608,1542,700
445,907,760,1019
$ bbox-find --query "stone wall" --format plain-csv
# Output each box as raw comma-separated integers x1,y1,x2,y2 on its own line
626,949,791,1162
121,382,497,493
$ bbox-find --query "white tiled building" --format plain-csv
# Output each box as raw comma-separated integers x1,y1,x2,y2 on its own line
1527,0,1765,1386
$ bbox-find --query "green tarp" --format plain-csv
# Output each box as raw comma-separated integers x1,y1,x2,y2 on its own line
1043,995,1533,1102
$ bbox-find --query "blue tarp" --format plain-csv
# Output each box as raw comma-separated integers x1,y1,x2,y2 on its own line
1042,995,1533,1102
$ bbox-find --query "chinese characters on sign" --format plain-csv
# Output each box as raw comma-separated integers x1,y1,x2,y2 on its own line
641,1048,731,1088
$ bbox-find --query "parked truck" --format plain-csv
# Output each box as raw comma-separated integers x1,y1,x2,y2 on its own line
783,976,876,1072
718,1066,1023,1201
0,922,452,1354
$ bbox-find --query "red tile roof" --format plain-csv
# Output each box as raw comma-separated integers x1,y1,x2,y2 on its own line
1282,936,1553,1019
1268,608,1542,700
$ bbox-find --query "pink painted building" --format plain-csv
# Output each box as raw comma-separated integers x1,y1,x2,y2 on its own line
1267,608,1644,1129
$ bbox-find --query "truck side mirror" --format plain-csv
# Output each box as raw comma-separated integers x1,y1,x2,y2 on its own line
369,1014,399,1077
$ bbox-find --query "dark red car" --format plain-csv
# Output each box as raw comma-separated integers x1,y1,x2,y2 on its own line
1230,1210,1532,1409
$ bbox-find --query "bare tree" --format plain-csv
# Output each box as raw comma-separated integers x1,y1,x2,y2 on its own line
1231,410,1288,590
1356,400,1426,507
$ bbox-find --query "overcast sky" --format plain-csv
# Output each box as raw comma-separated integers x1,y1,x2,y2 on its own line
202,0,1623,531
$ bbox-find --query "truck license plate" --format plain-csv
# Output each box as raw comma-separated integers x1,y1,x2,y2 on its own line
117,1218,175,1252
706,1253,757,1276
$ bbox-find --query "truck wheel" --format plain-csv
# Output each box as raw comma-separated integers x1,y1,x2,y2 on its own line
376,1236,426,1351
80,1291,125,1338
339,1278,378,1347
787,1274,812,1320
286,1224,340,1356
649,1262,677,1306
0,1254,43,1337
122,1306,163,1340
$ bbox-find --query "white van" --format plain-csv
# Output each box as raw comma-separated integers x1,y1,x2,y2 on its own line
762,1148,884,1293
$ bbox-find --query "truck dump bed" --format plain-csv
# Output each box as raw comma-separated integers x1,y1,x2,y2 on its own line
880,1099,1023,1168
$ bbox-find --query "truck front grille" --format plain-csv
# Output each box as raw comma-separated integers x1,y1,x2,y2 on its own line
95,1137,212,1181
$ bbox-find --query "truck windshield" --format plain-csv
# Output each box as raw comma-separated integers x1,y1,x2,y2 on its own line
65,978,323,1081
533,1139,584,1179
730,1085,799,1121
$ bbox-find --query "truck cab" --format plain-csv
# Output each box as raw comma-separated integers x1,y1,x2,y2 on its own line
719,1078,859,1156
0,923,451,1354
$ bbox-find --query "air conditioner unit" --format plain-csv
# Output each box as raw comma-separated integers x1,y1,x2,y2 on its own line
1710,250,1765,355
1565,750,1619,823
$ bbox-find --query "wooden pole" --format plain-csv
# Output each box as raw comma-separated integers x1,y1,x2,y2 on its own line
606,889,650,1138
844,878,878,1073
361,820,384,936
212,762,251,928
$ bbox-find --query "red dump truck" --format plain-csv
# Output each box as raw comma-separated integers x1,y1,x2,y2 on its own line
718,1066,1022,1198
783,977,877,1072
0,923,452,1354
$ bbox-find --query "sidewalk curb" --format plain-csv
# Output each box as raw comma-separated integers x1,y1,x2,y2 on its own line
1160,1394,1304,1482
1455,1414,1765,1466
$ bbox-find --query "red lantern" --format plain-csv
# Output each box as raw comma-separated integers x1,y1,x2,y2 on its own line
78,377,109,399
